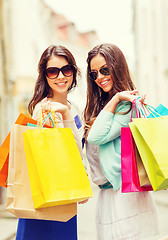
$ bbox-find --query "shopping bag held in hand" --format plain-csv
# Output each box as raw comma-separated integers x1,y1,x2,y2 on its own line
7,124,76,221
0,113,51,187
129,104,168,191
0,114,41,187
147,104,168,118
121,101,152,193
23,111,93,209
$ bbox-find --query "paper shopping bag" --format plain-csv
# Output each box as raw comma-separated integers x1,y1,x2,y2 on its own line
7,124,77,221
121,127,152,193
129,116,168,191
0,130,11,187
23,127,93,209
137,103,168,186
135,142,151,187
0,158,8,188
147,104,168,118
0,114,38,187
0,113,51,188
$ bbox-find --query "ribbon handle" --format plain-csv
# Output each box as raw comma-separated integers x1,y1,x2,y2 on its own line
132,98,163,120
131,98,140,122
39,108,60,128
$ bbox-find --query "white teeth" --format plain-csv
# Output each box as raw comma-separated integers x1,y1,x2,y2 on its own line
101,80,109,86
56,82,66,86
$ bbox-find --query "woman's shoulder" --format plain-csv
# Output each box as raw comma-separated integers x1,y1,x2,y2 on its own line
34,101,42,110
32,98,50,118
32,101,42,117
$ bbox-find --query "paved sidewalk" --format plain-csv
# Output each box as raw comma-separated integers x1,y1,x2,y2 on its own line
0,218,17,240
0,187,168,240
0,206,17,240
0,184,98,240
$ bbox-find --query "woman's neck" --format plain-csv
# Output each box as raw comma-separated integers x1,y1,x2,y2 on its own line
47,92,68,106
108,90,113,100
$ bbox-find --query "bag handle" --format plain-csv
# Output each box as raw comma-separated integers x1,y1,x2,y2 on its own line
136,98,163,119
50,109,60,129
145,104,163,118
131,99,140,121
38,108,60,129
134,97,151,119
41,112,54,127
134,98,164,119
135,97,148,118
130,97,150,121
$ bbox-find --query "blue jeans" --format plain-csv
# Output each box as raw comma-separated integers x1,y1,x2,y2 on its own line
16,215,77,240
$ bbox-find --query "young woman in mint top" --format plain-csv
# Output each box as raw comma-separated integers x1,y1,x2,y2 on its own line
84,43,159,240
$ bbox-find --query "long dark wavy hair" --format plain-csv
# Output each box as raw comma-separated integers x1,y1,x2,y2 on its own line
84,43,135,138
28,45,81,115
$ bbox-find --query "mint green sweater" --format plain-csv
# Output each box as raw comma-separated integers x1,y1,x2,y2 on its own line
87,101,133,190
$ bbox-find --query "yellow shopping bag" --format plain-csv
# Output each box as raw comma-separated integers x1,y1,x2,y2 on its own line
7,124,77,221
129,115,168,191
23,126,93,209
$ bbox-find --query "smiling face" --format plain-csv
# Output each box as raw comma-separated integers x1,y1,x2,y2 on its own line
90,54,113,95
46,56,73,99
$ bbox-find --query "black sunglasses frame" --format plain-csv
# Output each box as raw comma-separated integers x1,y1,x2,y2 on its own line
89,67,110,81
46,64,76,79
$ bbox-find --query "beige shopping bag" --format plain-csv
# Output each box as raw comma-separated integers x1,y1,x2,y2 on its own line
135,144,151,186
6,124,77,221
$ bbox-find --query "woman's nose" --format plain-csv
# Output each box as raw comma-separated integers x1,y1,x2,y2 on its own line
97,71,104,80
57,71,64,79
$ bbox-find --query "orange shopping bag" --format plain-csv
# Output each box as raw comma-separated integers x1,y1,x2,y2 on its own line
0,113,48,187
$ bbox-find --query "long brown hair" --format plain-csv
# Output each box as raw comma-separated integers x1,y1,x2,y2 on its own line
84,43,135,137
28,45,81,115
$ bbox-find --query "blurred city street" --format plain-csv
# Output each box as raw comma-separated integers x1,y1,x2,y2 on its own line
1,184,168,240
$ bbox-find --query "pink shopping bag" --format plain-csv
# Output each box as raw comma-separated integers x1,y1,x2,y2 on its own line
121,100,153,193
121,127,153,193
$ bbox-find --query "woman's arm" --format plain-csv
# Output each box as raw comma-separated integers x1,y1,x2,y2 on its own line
87,90,146,145
87,102,131,145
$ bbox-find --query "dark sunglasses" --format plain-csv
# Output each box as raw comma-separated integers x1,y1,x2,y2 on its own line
46,64,76,79
89,67,110,81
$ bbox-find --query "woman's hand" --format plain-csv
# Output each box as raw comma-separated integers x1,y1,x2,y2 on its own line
41,98,68,113
50,102,69,114
115,90,139,102
116,90,146,104
104,90,146,113
51,102,73,120
138,93,146,105
41,97,52,113
41,98,73,120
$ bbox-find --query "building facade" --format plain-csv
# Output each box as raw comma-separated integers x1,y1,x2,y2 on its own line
8,0,99,122
133,0,168,106
0,0,11,144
